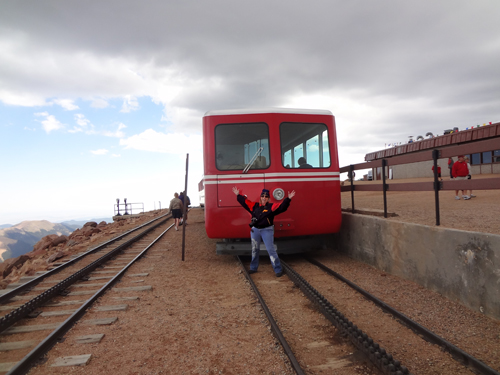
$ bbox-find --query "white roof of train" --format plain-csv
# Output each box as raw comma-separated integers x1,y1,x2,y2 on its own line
204,107,333,117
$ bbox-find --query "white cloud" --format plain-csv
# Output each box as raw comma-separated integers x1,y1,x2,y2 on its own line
75,113,91,127
68,113,93,133
90,149,109,155
120,96,140,113
34,112,65,133
53,98,79,110
119,129,203,161
90,98,109,108
102,122,126,138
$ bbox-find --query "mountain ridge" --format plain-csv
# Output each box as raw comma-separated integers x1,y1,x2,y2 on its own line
0,217,112,263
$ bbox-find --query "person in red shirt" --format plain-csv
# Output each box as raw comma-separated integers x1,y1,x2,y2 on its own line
431,165,443,181
447,157,454,179
452,155,470,200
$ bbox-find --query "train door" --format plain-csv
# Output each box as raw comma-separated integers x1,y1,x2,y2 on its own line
214,122,270,207
265,120,339,236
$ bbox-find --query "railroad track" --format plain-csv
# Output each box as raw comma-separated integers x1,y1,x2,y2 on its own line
0,213,175,375
238,255,500,375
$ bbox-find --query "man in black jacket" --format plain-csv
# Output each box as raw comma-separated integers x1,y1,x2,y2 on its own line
232,187,295,277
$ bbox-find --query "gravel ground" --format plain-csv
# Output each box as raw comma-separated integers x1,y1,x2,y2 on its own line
23,198,500,374
341,175,500,235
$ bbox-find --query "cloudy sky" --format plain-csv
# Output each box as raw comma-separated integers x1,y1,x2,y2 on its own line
1,0,499,225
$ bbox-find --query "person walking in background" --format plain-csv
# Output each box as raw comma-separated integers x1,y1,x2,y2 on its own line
168,192,184,231
178,191,190,225
447,157,454,179
232,187,295,277
464,156,476,198
452,155,470,200
431,165,443,181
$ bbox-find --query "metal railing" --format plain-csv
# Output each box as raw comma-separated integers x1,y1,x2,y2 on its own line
341,137,500,225
113,198,144,216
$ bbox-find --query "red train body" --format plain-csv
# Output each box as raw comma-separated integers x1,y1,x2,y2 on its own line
203,108,341,245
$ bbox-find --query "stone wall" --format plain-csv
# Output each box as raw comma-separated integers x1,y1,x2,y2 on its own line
325,213,500,319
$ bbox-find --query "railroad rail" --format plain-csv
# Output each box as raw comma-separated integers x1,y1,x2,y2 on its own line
238,253,500,375
282,259,412,375
237,255,399,374
303,256,500,375
0,214,175,375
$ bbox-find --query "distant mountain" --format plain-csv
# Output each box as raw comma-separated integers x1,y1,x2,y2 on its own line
0,224,12,229
59,217,112,231
0,220,74,263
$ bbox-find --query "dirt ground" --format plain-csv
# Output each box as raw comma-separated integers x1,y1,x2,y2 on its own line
341,174,500,236
23,203,499,375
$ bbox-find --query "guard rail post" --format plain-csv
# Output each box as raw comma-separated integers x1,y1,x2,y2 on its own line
182,153,189,261
432,149,441,226
382,159,388,218
349,164,355,213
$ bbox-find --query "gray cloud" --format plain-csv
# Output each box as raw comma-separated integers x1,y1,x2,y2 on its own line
1,0,499,162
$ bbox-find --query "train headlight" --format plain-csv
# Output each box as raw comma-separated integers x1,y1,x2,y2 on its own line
273,188,285,200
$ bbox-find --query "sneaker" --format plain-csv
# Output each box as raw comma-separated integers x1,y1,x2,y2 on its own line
470,194,476,198
455,196,460,200
276,271,283,278
248,270,257,274
463,196,471,200
175,227,179,231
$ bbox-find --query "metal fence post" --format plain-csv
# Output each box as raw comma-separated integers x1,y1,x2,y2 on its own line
349,165,355,213
182,153,189,261
432,149,441,226
382,159,388,218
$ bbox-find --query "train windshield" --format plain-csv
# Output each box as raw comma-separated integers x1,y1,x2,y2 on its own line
280,123,330,168
215,123,270,171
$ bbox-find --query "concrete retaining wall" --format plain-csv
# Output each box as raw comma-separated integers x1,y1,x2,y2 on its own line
325,213,500,320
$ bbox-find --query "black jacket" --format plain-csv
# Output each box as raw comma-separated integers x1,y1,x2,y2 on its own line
236,194,291,229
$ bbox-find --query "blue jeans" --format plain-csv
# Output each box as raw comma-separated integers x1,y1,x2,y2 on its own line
250,226,282,274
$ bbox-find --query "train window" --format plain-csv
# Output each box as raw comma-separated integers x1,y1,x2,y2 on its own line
280,122,330,168
214,123,270,171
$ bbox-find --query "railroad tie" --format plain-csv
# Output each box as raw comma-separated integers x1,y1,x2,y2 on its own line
51,354,92,367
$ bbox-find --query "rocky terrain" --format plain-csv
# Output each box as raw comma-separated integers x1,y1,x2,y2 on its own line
0,218,111,264
0,212,164,289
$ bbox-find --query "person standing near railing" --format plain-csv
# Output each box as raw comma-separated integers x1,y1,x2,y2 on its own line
447,157,454,180
452,155,470,200
432,165,443,181
464,156,476,198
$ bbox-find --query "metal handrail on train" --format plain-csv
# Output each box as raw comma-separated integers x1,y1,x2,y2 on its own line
340,137,500,225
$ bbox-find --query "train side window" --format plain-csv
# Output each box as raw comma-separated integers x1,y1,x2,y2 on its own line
283,149,292,168
214,123,270,171
280,122,330,168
